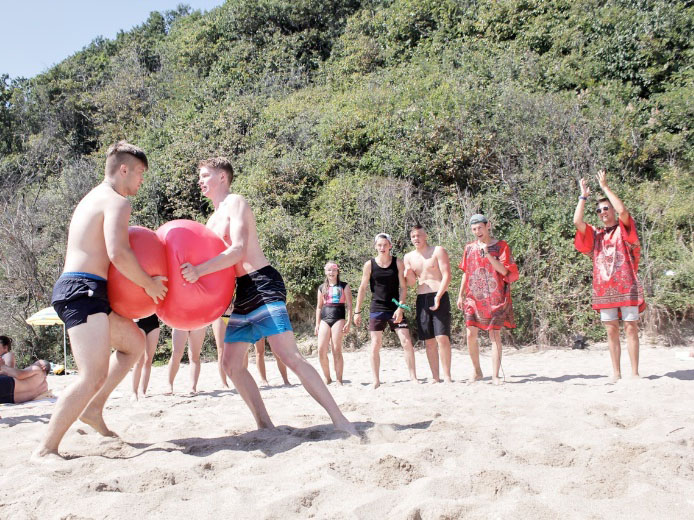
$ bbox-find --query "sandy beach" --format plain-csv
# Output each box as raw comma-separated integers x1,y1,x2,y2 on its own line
2,340,693,519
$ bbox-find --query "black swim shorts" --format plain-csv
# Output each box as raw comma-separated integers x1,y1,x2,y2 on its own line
51,272,111,330
416,292,451,340
0,375,15,404
135,314,159,335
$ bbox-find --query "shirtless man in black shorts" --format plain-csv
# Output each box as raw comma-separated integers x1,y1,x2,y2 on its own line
33,142,167,460
404,225,453,382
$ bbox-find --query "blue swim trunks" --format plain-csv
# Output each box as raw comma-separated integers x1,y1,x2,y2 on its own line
225,266,293,344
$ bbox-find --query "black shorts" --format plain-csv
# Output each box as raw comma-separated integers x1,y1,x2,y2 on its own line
321,305,346,327
233,266,287,315
51,272,111,330
136,314,159,334
416,292,451,340
368,311,409,332
0,375,15,404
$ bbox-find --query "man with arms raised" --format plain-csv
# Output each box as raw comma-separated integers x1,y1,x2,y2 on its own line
403,225,453,383
574,170,645,381
181,158,355,435
33,142,167,460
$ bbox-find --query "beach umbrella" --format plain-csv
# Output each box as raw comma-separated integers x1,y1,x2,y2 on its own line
26,307,68,372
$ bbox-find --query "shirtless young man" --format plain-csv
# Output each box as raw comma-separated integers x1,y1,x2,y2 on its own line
403,225,453,383
33,142,168,460
354,233,418,389
181,158,355,435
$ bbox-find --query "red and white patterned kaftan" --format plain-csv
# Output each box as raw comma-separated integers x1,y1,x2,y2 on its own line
574,215,646,313
459,240,519,330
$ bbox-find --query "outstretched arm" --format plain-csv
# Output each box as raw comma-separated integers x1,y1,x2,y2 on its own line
597,170,630,225
573,177,590,234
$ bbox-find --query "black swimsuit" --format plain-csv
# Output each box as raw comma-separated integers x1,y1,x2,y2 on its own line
0,375,15,404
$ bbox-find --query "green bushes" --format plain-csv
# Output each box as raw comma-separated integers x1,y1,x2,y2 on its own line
1,0,693,363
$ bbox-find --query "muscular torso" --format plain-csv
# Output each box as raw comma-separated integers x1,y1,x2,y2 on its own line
406,246,444,295
206,194,269,276
62,184,119,278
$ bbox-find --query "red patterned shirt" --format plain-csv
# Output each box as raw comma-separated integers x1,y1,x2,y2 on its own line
574,215,646,312
459,240,519,330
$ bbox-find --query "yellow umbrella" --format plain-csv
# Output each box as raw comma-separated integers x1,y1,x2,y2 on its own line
26,307,68,372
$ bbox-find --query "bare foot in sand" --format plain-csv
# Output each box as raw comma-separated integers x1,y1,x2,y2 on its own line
259,379,270,387
325,377,333,385
444,377,453,383
79,412,117,437
492,376,504,385
468,371,483,384
372,380,381,390
164,385,174,396
337,380,344,386
431,378,442,384
31,448,64,464
608,374,622,384
335,420,359,437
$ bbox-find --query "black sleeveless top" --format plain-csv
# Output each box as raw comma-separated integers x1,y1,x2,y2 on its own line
369,256,399,312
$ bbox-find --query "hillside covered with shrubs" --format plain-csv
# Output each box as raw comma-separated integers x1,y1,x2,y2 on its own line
1,0,692,363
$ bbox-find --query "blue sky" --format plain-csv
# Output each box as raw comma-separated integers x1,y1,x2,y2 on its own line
1,1,226,79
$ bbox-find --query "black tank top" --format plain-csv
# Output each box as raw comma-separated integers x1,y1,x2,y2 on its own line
369,256,399,312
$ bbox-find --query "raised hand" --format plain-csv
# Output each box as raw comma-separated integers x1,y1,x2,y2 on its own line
597,169,608,190
579,177,591,198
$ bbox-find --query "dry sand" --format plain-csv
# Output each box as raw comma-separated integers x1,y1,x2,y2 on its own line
2,340,694,519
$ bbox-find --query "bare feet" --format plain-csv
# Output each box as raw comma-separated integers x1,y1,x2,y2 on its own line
334,419,359,437
325,377,333,385
491,376,504,385
608,374,622,384
444,377,453,383
372,380,381,390
130,392,139,402
337,380,344,386
79,410,117,438
31,447,63,463
431,378,442,384
468,371,483,383
259,379,270,387
164,385,174,396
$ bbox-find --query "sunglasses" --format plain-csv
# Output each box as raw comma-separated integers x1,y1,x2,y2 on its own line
596,206,611,214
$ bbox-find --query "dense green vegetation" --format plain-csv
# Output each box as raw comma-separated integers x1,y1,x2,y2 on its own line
1,0,692,364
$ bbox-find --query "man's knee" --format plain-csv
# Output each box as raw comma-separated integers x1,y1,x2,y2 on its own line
624,321,639,334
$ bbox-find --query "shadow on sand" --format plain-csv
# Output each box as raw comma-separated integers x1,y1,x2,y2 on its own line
112,420,433,459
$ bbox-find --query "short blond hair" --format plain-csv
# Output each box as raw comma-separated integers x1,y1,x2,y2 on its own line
198,157,234,184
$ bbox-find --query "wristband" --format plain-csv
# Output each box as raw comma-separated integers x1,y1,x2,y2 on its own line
391,299,412,311
579,196,588,201
354,311,361,314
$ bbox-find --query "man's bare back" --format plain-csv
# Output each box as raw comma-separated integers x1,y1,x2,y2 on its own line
204,193,269,276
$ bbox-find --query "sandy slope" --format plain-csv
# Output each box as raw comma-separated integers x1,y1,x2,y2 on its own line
1,341,693,519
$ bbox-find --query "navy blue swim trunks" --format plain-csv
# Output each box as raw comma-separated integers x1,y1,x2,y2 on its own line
51,272,111,330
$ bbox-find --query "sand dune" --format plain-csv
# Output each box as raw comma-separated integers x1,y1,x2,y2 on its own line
1,341,693,519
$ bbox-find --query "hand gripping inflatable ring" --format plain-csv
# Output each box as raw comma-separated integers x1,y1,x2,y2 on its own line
107,226,168,319
155,219,236,330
